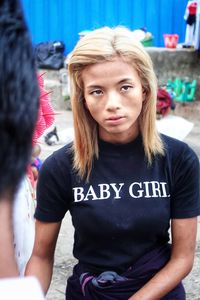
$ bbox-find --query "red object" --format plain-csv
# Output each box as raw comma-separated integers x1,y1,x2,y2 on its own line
188,2,197,15
157,89,172,117
29,73,56,188
163,34,179,48
32,73,55,144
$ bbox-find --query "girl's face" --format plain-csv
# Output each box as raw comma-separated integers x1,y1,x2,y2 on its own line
82,57,145,144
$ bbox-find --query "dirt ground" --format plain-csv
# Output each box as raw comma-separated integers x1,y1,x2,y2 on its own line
38,103,200,300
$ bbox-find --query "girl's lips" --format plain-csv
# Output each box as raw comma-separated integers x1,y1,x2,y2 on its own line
107,116,124,121
105,116,125,125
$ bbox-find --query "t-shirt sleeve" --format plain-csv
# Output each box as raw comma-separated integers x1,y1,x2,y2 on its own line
35,151,72,222
171,144,200,218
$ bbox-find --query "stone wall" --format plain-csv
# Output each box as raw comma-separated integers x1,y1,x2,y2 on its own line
41,48,200,110
148,48,200,100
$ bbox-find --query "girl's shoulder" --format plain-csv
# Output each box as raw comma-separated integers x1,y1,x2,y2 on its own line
160,134,199,166
43,142,73,167
161,134,196,154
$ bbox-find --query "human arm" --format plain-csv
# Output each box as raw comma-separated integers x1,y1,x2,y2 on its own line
0,198,19,278
25,219,61,294
128,217,197,300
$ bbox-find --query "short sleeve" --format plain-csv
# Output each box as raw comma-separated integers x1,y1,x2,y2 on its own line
35,149,72,222
171,144,200,218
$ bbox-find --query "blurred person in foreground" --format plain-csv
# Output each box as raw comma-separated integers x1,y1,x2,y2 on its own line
0,0,44,298
13,73,55,276
26,26,200,300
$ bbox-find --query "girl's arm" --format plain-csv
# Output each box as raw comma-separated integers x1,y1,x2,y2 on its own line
129,217,197,300
25,220,61,294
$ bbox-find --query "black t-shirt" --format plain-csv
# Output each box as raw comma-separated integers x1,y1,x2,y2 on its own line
35,134,200,272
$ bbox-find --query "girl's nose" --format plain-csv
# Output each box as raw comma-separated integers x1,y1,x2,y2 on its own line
106,91,121,110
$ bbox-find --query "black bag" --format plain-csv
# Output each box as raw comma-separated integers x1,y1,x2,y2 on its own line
34,41,65,70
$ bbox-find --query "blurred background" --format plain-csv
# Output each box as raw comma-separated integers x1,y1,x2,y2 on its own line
21,0,188,54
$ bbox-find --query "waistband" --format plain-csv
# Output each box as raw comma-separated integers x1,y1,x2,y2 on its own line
66,244,185,299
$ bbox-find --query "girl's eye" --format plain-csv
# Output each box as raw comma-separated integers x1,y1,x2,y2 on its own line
121,85,133,92
90,89,103,96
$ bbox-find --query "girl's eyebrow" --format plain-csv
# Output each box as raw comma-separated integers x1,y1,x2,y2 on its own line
86,78,134,90
86,84,103,90
118,78,134,84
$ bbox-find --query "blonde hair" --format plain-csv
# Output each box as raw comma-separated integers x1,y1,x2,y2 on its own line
68,26,164,180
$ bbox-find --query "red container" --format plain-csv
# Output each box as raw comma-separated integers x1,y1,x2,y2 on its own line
163,34,179,48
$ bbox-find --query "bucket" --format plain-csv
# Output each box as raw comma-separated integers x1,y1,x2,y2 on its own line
163,34,179,48
141,38,153,47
